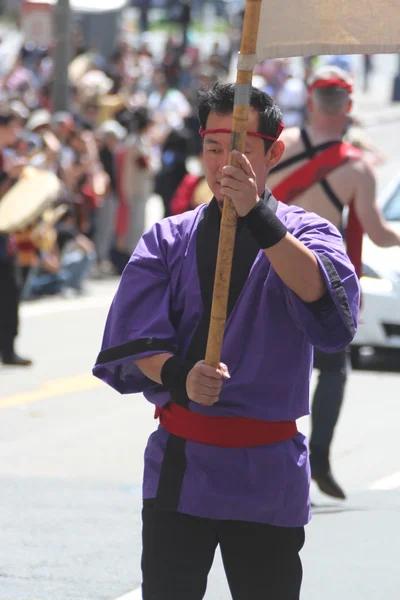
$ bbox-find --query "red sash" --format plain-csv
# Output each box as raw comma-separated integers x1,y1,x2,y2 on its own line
154,402,298,448
272,143,364,278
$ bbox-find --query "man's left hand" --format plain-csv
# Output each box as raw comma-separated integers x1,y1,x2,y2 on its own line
220,150,259,216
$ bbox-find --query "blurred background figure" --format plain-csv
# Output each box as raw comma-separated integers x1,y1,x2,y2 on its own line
0,0,397,320
0,105,31,366
93,119,126,278
117,107,153,265
21,207,95,299
275,67,307,128
169,151,212,216
178,0,191,52
154,127,190,218
362,54,373,93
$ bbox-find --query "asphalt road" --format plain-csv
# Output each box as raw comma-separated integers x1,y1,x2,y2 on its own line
1,117,400,600
1,276,399,600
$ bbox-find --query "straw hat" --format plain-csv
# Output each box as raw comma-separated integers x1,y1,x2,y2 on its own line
98,119,127,141
0,169,61,233
26,109,51,132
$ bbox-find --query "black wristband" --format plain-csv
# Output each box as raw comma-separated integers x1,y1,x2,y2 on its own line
241,201,287,249
160,356,196,398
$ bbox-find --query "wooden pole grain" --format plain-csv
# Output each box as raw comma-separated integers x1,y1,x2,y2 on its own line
204,0,262,367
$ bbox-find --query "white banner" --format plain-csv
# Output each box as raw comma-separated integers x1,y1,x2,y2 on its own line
256,0,400,60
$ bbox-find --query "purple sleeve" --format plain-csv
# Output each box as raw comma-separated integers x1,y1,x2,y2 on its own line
282,210,360,353
92,221,179,394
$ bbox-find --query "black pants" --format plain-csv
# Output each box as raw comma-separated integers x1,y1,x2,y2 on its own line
142,501,305,600
310,349,349,458
0,259,20,357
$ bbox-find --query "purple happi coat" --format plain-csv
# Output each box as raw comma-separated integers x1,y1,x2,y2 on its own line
93,192,360,527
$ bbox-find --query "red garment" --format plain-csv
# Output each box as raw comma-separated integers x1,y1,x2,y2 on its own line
170,174,202,215
115,145,129,238
154,402,298,448
272,142,364,278
308,78,353,94
81,179,101,210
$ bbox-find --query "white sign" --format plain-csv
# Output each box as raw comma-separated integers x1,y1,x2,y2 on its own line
21,1,54,46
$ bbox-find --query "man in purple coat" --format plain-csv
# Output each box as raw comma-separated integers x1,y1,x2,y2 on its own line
93,83,360,600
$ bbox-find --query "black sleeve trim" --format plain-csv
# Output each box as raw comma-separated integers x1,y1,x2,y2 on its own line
316,252,355,335
95,337,176,365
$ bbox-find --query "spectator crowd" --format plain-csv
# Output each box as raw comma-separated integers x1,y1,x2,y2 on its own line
0,10,378,303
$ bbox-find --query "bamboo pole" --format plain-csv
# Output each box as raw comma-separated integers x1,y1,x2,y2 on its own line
204,0,262,367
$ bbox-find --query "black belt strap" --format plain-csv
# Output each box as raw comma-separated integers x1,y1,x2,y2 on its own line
271,129,344,215
300,129,344,214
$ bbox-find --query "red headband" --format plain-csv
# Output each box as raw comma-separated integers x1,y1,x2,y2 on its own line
199,121,284,142
308,77,353,94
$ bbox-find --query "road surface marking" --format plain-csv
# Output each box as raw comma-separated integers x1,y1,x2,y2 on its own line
0,373,103,409
114,588,142,600
369,471,400,491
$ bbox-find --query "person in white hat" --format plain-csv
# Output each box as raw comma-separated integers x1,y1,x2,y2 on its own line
120,107,153,256
93,120,127,276
26,109,52,135
98,120,127,142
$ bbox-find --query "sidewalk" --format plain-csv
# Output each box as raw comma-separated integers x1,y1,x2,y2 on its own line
352,54,400,126
353,85,400,126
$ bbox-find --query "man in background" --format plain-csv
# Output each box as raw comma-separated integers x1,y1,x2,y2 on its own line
0,107,32,366
269,66,400,500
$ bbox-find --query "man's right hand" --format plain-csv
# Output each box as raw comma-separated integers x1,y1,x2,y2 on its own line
186,361,230,406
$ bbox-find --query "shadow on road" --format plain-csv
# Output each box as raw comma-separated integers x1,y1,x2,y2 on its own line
351,348,400,373
311,503,370,516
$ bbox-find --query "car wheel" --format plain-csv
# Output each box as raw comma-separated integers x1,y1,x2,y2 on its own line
350,346,362,369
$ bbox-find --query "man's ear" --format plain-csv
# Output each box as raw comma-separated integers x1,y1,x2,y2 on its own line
346,99,353,114
266,140,285,169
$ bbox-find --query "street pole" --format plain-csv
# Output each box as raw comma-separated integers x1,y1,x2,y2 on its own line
140,0,150,32
52,0,72,112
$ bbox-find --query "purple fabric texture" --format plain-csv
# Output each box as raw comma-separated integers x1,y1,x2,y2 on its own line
93,196,360,526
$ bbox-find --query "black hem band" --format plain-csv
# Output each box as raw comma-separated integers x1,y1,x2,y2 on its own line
316,252,355,335
95,337,176,365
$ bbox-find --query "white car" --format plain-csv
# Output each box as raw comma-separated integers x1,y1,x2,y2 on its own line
351,174,400,361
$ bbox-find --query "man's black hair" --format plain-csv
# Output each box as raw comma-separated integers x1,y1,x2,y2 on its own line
198,82,282,153
129,106,152,134
110,47,124,63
